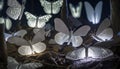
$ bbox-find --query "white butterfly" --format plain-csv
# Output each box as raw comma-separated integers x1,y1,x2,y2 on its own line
66,47,113,60
0,0,4,11
25,11,52,28
0,17,12,30
40,0,63,14
6,0,26,20
4,29,27,41
84,1,103,24
7,56,43,69
69,2,82,18
54,18,91,47
8,29,46,56
92,18,113,42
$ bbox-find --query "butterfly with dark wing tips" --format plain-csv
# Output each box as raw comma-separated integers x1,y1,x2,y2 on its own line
7,56,43,69
54,18,91,47
6,0,26,20
40,0,63,14
8,29,46,55
69,2,82,18
66,46,113,60
84,1,103,24
91,18,113,42
25,11,52,29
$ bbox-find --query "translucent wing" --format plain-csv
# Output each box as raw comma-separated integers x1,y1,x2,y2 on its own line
96,18,111,35
32,42,46,53
20,62,43,69
0,0,4,11
25,11,37,28
96,28,113,41
7,56,19,69
18,46,33,55
52,0,63,14
73,25,91,36
5,18,12,30
88,47,113,58
84,1,94,23
66,47,85,60
14,29,27,38
54,18,69,34
40,0,51,14
71,36,83,47
69,2,82,18
32,28,45,44
8,37,29,46
95,1,103,24
6,0,22,20
54,32,69,45
37,15,51,28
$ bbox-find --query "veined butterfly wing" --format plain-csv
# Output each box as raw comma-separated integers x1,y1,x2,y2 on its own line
52,0,63,14
69,2,82,18
0,0,4,11
54,18,69,34
96,18,111,35
6,0,22,20
84,1,103,24
8,37,29,46
40,0,51,14
14,30,27,38
25,12,37,28
37,15,52,28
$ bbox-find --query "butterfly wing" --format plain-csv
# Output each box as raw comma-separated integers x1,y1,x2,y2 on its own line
37,15,51,28
7,56,19,69
55,32,69,45
5,18,12,30
73,25,91,36
40,0,51,14
18,45,33,55
88,47,113,58
0,0,4,11
25,11,37,28
14,30,27,38
96,18,111,35
69,2,82,18
52,0,63,14
6,0,22,20
54,18,69,34
95,1,103,24
32,28,45,44
71,36,83,47
84,1,94,23
4,33,12,41
20,62,43,69
32,42,46,53
8,37,29,46
66,47,85,60
96,28,113,41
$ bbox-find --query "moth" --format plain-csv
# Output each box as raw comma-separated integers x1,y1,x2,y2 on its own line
6,0,26,20
69,2,82,18
40,0,63,14
4,29,27,41
91,18,113,42
84,1,103,24
25,11,52,28
7,56,43,69
0,17,12,30
66,46,113,60
8,29,46,55
54,18,91,47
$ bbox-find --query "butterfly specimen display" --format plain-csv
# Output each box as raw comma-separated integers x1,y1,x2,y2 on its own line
0,0,116,69
84,1,103,24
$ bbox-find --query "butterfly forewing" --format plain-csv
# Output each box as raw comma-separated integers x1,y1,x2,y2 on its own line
14,30,27,38
54,18,69,34
73,25,91,36
5,18,12,30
